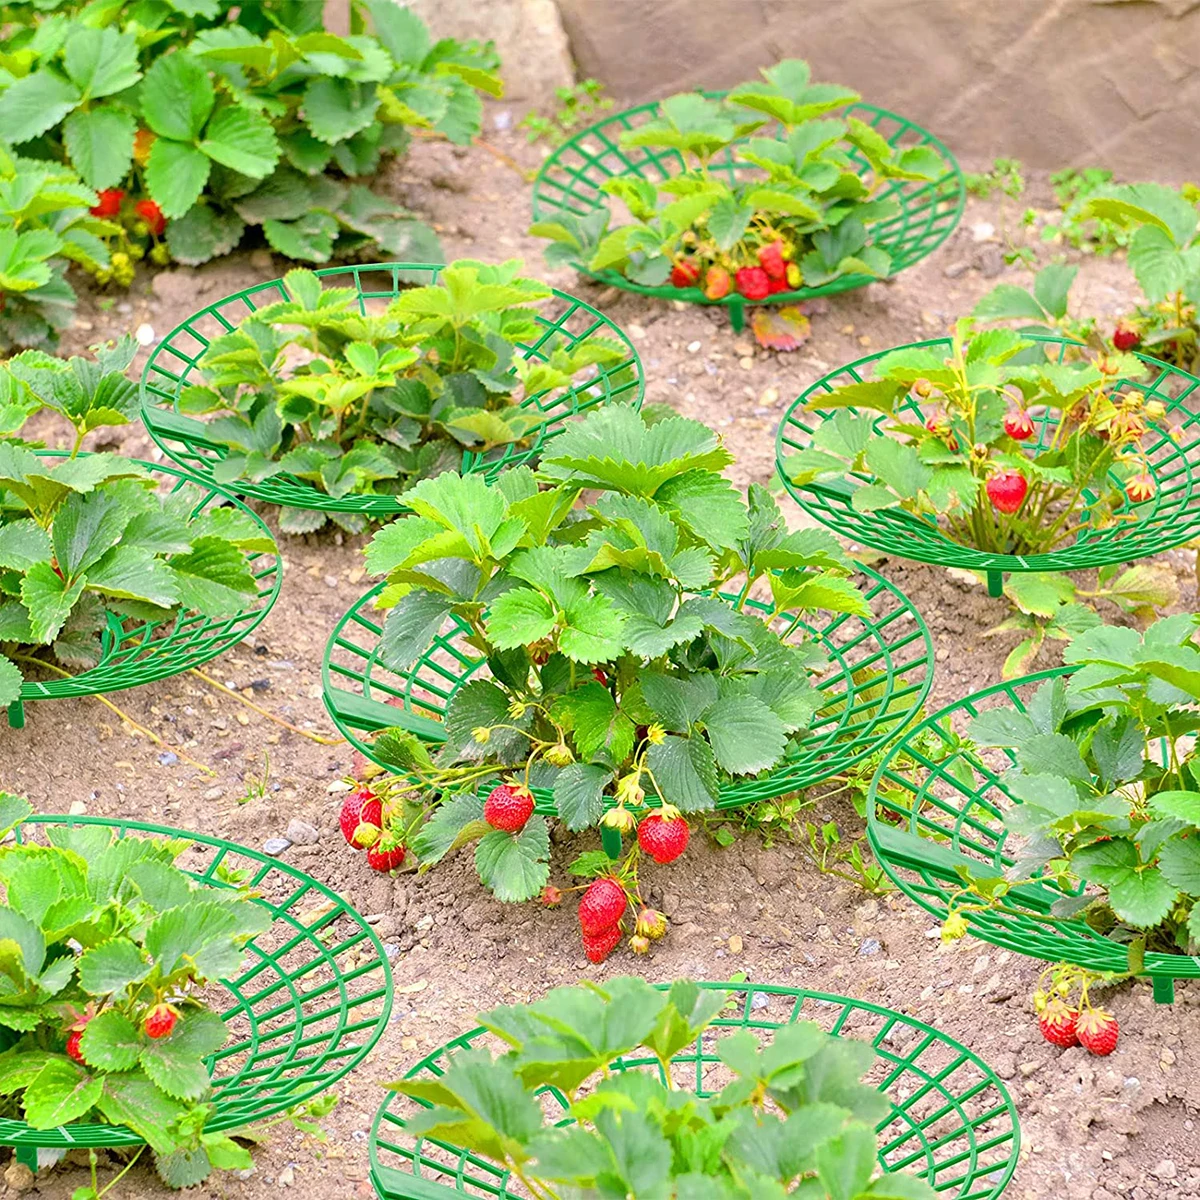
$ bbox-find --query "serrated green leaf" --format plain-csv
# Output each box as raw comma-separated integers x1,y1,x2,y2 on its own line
647,735,719,811
62,105,136,191
146,139,212,220
139,1008,225,1100
485,587,555,649
412,792,487,865
262,211,338,262
552,763,613,831
78,938,151,996
0,71,81,144
200,105,280,179
141,52,213,141
79,1010,142,1072
63,26,141,100
168,536,257,616
24,1060,102,1128
20,561,87,644
475,817,550,902
703,694,788,775
97,1074,187,1155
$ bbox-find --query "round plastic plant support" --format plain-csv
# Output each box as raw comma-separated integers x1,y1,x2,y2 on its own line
140,262,644,517
0,814,392,1169
322,567,932,855
530,98,963,333
866,666,1193,1004
776,335,1200,598
5,456,282,731
370,981,1019,1200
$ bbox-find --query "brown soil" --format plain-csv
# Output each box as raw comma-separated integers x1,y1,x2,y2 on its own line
3,124,1199,1200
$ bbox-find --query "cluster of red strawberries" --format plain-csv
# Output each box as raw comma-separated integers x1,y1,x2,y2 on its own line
669,238,801,301
1037,998,1119,1056
339,788,406,871
66,1003,179,1065
89,188,167,235
569,811,689,964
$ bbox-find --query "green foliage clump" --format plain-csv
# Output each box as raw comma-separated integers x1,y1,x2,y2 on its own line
364,404,869,902
0,0,502,268
385,976,936,1200
180,259,631,532
0,338,271,707
0,796,268,1186
532,60,944,297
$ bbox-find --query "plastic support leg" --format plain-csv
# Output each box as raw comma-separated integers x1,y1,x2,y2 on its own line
986,570,1004,598
6,699,24,729
1152,975,1176,1004
601,825,622,860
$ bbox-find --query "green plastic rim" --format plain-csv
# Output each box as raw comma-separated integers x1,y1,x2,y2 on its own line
139,262,645,516
369,981,1019,1200
776,335,1200,584
866,666,1198,996
530,97,964,318
321,566,932,809
7,456,281,729
0,815,393,1151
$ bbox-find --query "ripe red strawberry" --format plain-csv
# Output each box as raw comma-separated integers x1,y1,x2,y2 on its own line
986,470,1028,515
767,276,790,293
582,925,622,963
1037,999,1079,1048
670,259,700,288
1004,410,1035,441
89,188,124,218
340,789,382,848
735,266,770,300
143,1004,178,1040
757,239,787,281
1076,1008,1119,1056
578,877,627,935
1113,323,1141,352
636,813,690,863
366,841,406,871
704,266,731,300
484,783,534,833
592,667,608,685
135,198,166,235
66,1029,86,1063
1125,473,1155,503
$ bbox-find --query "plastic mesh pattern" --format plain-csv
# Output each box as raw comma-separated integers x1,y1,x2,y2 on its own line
139,263,644,516
370,983,1018,1200
776,335,1200,576
322,567,932,809
866,667,1200,986
13,457,280,711
530,99,964,310
0,816,393,1151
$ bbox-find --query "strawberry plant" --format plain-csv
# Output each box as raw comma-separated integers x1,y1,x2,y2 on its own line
179,260,629,533
530,60,942,313
384,975,936,1199
0,148,118,350
783,319,1161,557
0,0,500,268
1039,167,1129,255
0,338,269,708
0,794,267,1185
353,403,869,947
953,615,1200,960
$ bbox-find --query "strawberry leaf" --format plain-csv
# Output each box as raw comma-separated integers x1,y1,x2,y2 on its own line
23,1060,103,1128
474,817,550,902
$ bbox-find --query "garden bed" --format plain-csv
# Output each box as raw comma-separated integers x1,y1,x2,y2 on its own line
5,126,1200,1200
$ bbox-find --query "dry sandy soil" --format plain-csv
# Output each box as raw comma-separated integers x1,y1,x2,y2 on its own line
2,119,1199,1200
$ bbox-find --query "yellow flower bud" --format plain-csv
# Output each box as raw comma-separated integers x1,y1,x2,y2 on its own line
601,806,636,832
646,723,666,745
472,726,491,745
940,912,968,943
544,742,574,767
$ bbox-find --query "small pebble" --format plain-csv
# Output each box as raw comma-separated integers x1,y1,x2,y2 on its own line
263,837,291,857
858,938,881,956
687,340,701,353
157,752,179,767
134,323,156,345
203,786,224,800
285,819,320,845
